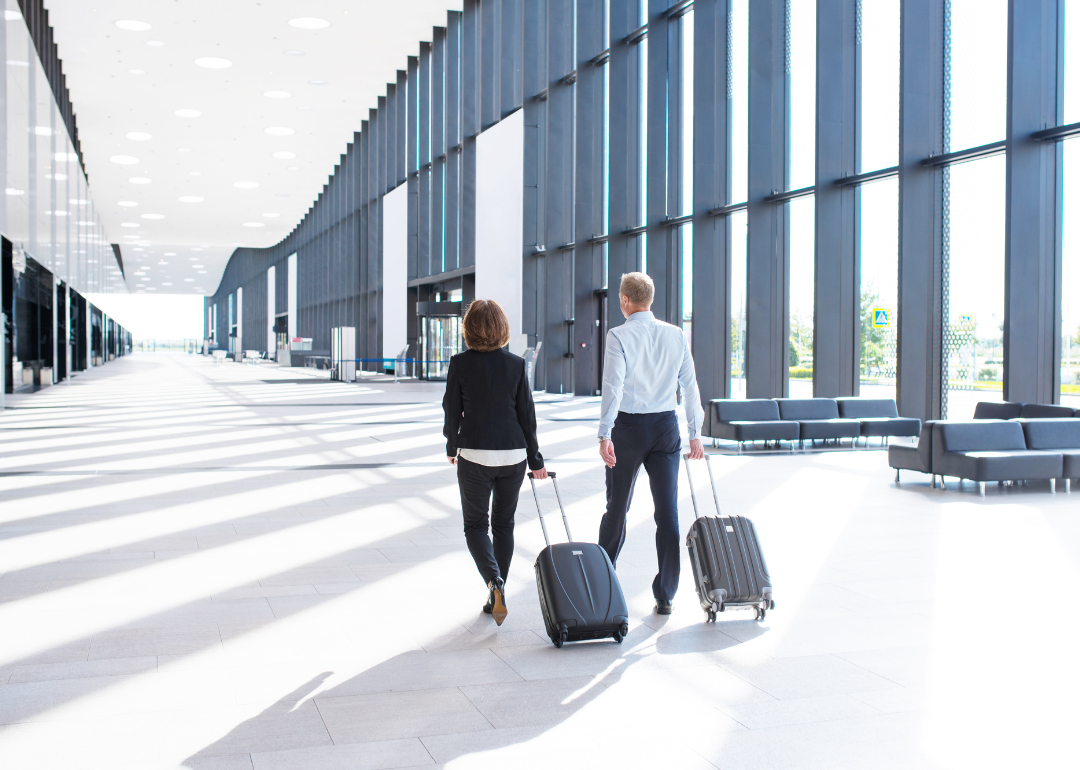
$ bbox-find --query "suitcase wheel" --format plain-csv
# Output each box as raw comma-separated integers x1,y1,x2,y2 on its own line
612,622,629,643
705,610,717,623
553,626,568,648
756,606,767,622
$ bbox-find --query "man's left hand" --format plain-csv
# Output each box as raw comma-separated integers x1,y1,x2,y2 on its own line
687,438,705,460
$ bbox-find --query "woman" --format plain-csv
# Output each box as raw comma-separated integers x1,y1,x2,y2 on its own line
443,300,546,626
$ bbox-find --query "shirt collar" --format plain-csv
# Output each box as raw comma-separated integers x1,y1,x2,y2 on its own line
627,310,654,323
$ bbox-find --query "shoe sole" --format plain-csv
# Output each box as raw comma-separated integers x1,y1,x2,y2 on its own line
492,587,508,626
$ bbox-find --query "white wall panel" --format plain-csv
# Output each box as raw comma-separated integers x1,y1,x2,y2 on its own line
382,182,408,360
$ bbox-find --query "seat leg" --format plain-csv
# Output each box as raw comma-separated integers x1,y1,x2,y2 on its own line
895,469,900,483
979,481,985,497
1066,479,1071,493
1051,478,1056,494
932,474,937,489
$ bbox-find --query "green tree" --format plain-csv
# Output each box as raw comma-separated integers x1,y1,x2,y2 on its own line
790,340,800,367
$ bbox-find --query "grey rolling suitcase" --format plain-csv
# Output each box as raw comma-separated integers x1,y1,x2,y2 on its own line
683,454,774,623
527,471,629,648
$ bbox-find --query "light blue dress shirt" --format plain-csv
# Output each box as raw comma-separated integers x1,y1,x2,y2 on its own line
598,311,705,441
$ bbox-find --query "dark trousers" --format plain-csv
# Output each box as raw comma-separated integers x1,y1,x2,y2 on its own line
457,457,527,584
598,411,681,602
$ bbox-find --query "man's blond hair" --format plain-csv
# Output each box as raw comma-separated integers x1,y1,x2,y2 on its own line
619,272,655,309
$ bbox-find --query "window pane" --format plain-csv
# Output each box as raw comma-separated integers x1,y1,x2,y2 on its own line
859,177,899,401
1063,140,1080,407
1066,0,1080,124
731,0,749,204
681,225,693,339
789,0,816,190
860,0,899,172
945,0,1007,151
731,210,748,398
942,155,1006,419
789,196,815,395
680,10,694,217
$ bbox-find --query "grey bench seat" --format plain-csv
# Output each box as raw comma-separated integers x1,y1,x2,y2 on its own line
836,398,921,442
972,401,1023,419
1020,419,1080,491
775,398,861,443
932,421,1063,495
705,399,800,447
1019,403,1076,419
888,420,939,484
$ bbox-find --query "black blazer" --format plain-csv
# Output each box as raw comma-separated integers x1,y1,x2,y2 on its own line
442,348,544,470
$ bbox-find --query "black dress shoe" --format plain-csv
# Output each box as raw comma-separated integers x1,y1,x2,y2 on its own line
489,577,508,626
482,584,495,614
655,599,673,615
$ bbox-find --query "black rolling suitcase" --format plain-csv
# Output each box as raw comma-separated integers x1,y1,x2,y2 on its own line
683,454,774,623
527,471,629,648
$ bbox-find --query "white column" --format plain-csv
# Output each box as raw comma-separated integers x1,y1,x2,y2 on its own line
267,265,276,354
236,287,243,360
287,253,297,341
382,184,408,361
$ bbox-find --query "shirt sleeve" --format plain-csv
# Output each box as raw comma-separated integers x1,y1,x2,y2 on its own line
598,330,626,440
678,334,705,440
442,357,463,457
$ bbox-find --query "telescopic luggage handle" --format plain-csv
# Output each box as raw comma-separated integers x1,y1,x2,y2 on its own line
527,471,573,546
683,453,722,518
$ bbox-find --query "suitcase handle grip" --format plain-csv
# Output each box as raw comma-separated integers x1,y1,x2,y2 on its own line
527,471,556,479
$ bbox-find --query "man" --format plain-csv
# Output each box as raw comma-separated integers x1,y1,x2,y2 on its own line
598,272,705,615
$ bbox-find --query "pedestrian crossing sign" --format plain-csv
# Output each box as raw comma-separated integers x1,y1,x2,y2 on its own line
872,308,891,329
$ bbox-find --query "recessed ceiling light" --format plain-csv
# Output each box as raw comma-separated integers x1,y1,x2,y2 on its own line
71,199,88,205
5,188,24,196
287,166,300,171
161,282,173,286
189,171,202,177
262,213,281,218
55,152,79,162
174,109,201,118
243,222,265,228
120,223,140,228
184,278,195,282
179,196,204,203
198,271,208,274
272,151,296,160
128,177,152,185
126,132,152,141
4,10,21,21
146,40,165,47
234,181,259,189
177,147,192,153
284,50,304,56
288,17,330,29
165,252,176,256
263,90,292,99
128,69,146,75
264,126,295,136
117,201,138,207
194,57,233,69
192,248,203,251
147,287,157,291
115,20,152,32
308,80,328,85
141,214,164,220
6,60,28,67
110,155,140,165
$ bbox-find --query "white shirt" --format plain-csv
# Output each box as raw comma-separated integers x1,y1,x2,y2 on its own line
458,448,528,467
598,310,705,441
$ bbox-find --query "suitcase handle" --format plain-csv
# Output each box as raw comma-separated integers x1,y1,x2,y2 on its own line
683,453,722,517
527,472,572,546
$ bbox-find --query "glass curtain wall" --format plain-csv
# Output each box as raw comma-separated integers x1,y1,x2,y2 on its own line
1060,1,1080,406
729,0,749,398
731,211,748,398
857,0,900,400
679,9,694,339
941,0,1008,418
787,1,816,396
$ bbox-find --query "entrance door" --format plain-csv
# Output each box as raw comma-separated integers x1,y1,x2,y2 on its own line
420,315,462,380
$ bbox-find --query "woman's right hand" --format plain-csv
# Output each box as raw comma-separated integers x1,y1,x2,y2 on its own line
532,466,548,479
447,456,457,465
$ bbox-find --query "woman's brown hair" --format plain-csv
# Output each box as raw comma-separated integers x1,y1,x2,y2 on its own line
462,299,511,352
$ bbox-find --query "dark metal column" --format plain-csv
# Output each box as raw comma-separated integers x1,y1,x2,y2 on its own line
432,28,447,277
544,0,574,394
745,0,788,398
691,0,732,404
646,0,674,323
418,42,433,280
896,0,945,421
462,1,479,268
446,15,462,272
574,0,605,396
406,57,420,357
813,0,858,397
1003,0,1061,404
522,0,547,379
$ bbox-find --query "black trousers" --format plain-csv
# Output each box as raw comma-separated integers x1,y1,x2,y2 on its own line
598,411,682,602
457,457,527,585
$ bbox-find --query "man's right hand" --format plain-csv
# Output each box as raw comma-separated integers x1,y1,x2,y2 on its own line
599,439,616,468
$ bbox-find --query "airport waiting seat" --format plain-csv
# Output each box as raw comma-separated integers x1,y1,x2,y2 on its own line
836,398,921,444
705,399,801,451
1018,403,1076,419
972,401,1023,419
932,421,1063,496
888,420,940,485
775,398,862,446
1019,419,1080,492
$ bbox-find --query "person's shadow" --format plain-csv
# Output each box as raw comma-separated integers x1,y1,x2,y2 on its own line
183,608,768,767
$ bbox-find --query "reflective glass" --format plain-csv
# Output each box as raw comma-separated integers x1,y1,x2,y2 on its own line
788,196,815,395
730,0,749,204
789,0,816,190
860,0,899,172
1066,0,1080,124
945,0,1007,151
942,155,1006,418
731,211,748,398
681,225,693,338
859,177,899,401
1062,140,1080,407
680,10,694,217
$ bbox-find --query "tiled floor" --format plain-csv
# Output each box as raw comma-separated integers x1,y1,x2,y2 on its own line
1,354,1078,769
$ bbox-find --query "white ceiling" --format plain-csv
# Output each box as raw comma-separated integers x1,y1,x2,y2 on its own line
45,0,461,296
